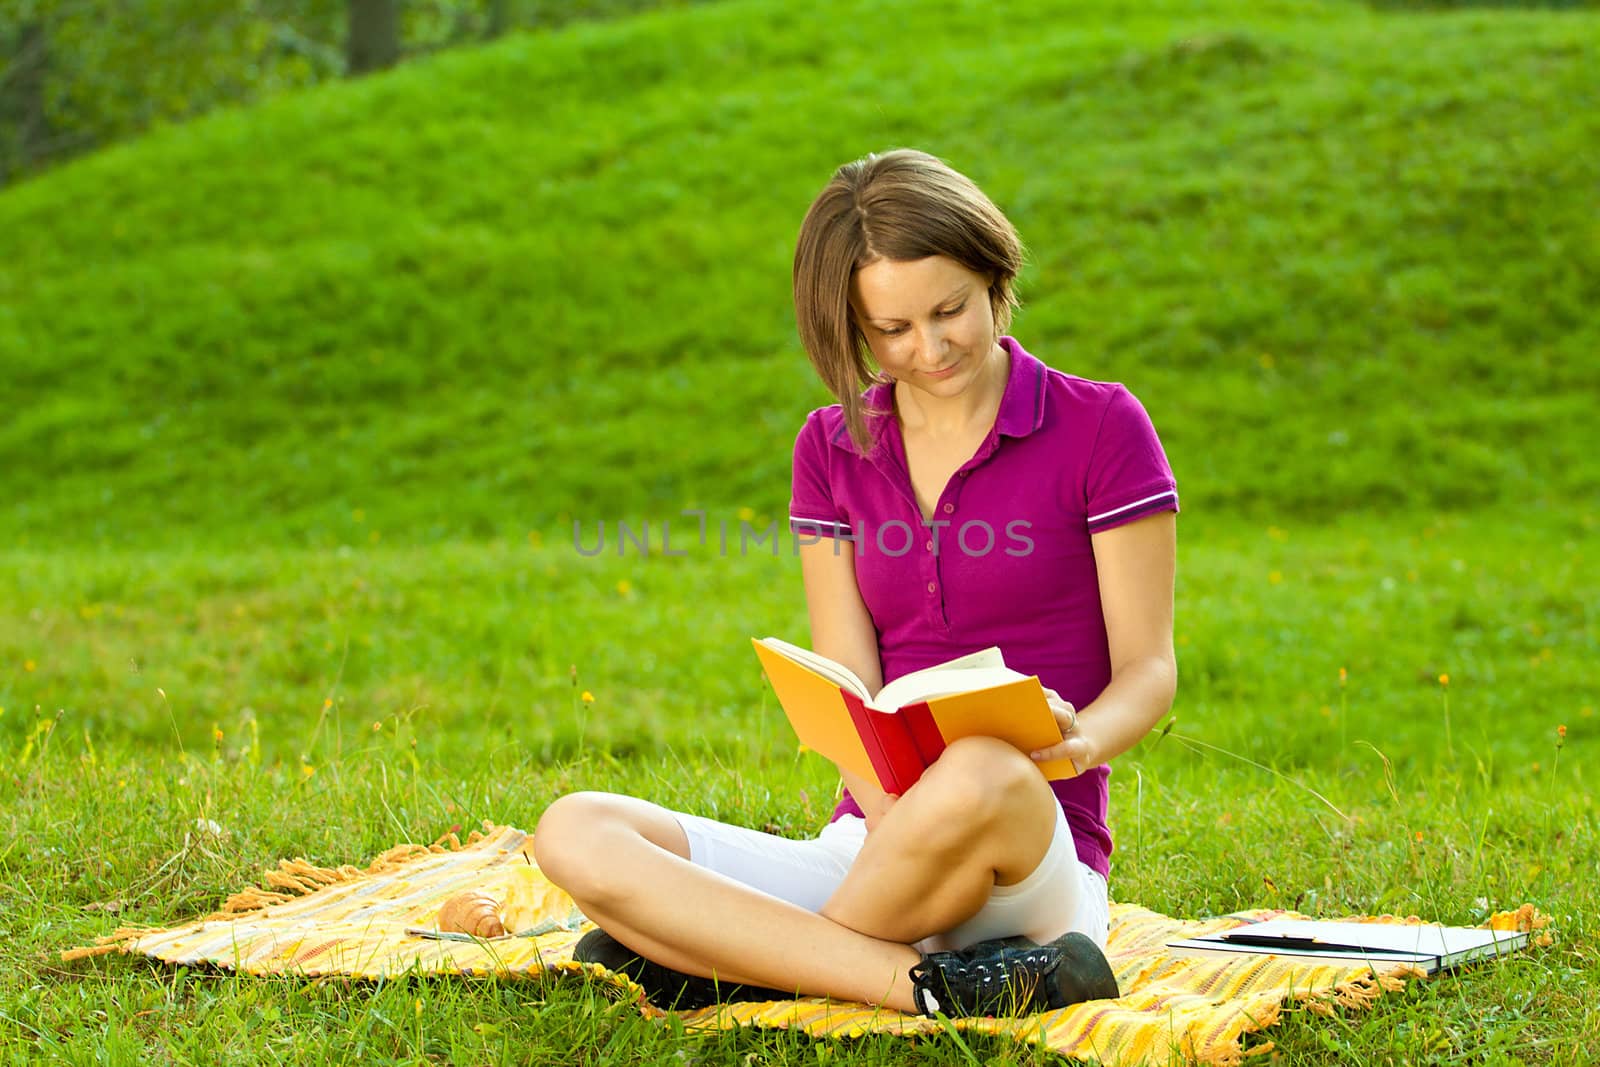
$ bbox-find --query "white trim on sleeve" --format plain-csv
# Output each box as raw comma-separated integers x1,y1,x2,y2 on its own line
1087,489,1177,525
788,514,853,536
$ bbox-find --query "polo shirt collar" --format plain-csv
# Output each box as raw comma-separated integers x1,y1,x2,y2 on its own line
992,336,1049,439
830,336,1047,454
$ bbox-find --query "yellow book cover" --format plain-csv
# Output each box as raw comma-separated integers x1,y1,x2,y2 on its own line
752,638,1076,793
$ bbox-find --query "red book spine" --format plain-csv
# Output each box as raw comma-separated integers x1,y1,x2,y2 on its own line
840,690,921,794
898,701,948,775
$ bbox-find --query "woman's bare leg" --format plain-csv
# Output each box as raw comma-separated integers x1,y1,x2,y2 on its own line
535,792,924,1011
532,737,1059,1012
821,736,1060,943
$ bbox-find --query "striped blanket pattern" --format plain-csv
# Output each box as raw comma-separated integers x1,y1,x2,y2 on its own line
66,823,1539,1066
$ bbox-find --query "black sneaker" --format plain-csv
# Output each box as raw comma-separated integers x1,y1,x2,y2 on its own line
908,932,1119,1017
572,927,790,1010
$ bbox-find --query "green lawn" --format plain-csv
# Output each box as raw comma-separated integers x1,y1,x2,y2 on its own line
3,512,1594,1062
1,0,1596,1062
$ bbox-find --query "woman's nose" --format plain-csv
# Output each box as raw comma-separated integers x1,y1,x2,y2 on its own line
916,322,948,363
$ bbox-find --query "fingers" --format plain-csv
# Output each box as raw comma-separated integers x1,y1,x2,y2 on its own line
1045,697,1077,734
1055,702,1077,732
1029,740,1069,762
1031,735,1090,775
1036,686,1083,768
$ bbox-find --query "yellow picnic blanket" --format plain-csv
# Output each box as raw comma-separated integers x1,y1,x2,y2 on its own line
65,823,1546,1067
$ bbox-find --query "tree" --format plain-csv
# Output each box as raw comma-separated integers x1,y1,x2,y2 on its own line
485,0,509,38
1,20,50,179
346,0,400,75
0,0,712,185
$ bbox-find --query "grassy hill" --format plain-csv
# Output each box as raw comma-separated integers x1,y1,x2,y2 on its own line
1,0,1596,550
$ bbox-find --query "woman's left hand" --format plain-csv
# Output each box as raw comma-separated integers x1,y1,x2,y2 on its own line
1029,686,1095,773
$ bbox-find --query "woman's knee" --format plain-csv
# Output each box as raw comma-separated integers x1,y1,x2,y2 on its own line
532,792,689,902
906,738,1050,839
532,792,606,889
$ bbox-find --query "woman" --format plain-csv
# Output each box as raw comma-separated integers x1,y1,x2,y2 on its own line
535,149,1178,1018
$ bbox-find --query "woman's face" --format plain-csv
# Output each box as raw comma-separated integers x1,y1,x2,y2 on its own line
850,255,1002,402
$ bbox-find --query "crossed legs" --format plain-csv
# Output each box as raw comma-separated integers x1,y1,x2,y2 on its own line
533,737,1062,1014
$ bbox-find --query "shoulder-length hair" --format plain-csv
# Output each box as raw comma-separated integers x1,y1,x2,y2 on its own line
792,148,1025,453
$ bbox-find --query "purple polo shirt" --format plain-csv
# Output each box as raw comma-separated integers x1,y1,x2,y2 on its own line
788,336,1178,879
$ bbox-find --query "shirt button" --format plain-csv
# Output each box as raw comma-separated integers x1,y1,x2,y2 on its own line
925,540,934,552
942,502,955,514
926,581,936,594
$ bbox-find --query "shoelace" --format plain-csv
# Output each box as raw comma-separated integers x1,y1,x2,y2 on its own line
910,945,1062,1016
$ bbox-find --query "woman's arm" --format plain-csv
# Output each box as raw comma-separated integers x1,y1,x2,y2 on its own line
797,538,897,827
1031,510,1177,771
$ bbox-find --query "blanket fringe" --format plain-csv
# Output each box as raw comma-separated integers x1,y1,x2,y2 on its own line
60,822,495,962
1181,994,1283,1067
1190,1038,1279,1067
60,935,159,961
1490,903,1553,946
209,824,487,918
1302,963,1424,1017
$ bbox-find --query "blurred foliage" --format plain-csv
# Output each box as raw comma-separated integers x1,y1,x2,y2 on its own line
0,0,717,184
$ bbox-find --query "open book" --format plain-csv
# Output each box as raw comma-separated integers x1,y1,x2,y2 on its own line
751,637,1076,794
1165,919,1530,974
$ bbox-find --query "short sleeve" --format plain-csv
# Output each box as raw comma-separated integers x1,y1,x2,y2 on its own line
789,408,852,539
1085,386,1179,534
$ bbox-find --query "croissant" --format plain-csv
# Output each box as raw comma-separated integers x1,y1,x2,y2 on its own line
436,890,507,938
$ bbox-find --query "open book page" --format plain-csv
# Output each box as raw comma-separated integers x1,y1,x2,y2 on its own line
900,646,1009,674
752,638,871,699
870,664,1030,713
753,641,1011,704
865,646,1008,709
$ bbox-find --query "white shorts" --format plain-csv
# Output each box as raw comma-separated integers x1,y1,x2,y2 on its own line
673,804,1110,954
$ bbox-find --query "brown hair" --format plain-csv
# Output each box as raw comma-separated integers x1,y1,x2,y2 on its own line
792,148,1025,453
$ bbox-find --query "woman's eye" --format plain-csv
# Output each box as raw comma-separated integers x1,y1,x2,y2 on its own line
939,303,966,317
880,326,906,336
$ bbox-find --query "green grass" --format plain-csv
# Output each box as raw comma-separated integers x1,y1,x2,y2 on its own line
2,0,1597,1061
1,0,1597,548
3,511,1595,1062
